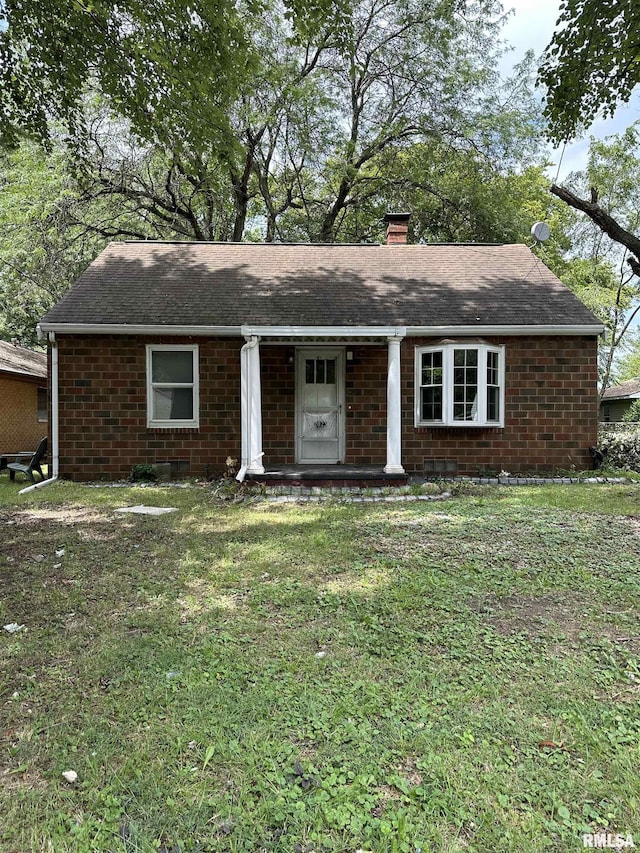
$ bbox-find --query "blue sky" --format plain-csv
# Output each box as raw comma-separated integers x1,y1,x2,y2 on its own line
501,0,640,180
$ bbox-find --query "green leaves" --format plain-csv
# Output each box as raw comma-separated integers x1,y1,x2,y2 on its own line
0,0,258,151
538,0,640,143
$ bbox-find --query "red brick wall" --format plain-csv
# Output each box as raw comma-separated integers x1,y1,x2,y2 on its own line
345,345,387,463
56,336,241,480
55,334,598,480
261,346,296,463
0,374,47,452
401,335,598,474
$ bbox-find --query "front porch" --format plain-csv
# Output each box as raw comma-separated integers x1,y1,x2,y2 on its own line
238,325,407,481
246,463,408,487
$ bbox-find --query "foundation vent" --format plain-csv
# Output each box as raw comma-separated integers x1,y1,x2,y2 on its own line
423,458,458,475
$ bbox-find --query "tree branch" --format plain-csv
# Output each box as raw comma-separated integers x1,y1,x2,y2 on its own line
550,183,640,277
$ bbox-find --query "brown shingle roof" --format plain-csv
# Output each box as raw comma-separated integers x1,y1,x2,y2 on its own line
602,378,640,400
42,241,601,329
0,340,47,379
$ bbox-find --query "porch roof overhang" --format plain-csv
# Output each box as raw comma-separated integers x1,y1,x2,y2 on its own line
37,322,605,338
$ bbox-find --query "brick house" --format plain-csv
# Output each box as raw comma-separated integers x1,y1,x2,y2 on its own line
0,339,47,454
38,216,603,482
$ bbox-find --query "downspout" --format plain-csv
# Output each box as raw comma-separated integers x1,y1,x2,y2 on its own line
19,329,59,494
237,338,251,483
237,336,265,483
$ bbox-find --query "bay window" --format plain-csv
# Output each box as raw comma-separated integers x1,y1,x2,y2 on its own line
415,343,504,427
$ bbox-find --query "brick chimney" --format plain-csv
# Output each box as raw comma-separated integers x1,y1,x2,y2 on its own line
384,212,411,245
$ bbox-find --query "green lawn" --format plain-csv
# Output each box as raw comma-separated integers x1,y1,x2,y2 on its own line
1,479,640,852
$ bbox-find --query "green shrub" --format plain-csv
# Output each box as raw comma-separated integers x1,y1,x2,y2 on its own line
130,463,158,482
598,423,640,471
621,399,640,422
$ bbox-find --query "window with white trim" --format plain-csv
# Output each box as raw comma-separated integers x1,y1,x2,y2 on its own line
415,343,505,427
146,345,199,428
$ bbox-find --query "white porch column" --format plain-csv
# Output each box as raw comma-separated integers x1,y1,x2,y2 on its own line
239,335,264,479
384,335,405,474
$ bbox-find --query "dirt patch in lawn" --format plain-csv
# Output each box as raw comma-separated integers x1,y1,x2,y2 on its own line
472,593,640,657
2,505,111,526
0,505,140,569
471,593,591,641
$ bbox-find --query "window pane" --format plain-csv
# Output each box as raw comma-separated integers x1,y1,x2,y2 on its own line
152,350,193,383
421,351,443,387
453,387,478,420
487,351,499,385
487,387,500,421
466,349,478,366
153,388,193,420
326,359,336,384
422,387,442,420
306,359,314,384
316,359,325,384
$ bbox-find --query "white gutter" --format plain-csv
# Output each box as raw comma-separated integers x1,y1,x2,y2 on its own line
19,332,59,494
36,323,241,336
36,322,604,338
405,324,604,336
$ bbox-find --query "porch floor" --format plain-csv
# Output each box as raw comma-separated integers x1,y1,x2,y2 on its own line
247,463,408,487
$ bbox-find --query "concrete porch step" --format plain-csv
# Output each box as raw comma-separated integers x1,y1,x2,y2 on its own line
247,463,408,487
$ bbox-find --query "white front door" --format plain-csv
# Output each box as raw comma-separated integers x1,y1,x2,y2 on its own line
296,349,345,463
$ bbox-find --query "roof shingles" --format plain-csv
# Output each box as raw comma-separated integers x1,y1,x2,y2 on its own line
42,242,601,329
0,340,47,379
602,378,640,400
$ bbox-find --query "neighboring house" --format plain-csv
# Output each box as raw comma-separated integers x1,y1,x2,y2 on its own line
600,378,640,422
0,340,47,452
39,215,603,482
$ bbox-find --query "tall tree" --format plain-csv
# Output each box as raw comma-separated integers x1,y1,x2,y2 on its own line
0,140,149,346
548,128,640,394
0,0,552,343
240,1,543,242
2,0,538,246
0,0,259,152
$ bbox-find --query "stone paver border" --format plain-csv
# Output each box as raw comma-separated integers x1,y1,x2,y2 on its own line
79,475,636,504
258,476,633,503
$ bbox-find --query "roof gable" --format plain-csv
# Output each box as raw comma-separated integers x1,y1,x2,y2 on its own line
42,241,602,331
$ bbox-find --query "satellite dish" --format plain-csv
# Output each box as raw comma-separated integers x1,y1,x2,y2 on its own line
531,221,550,242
